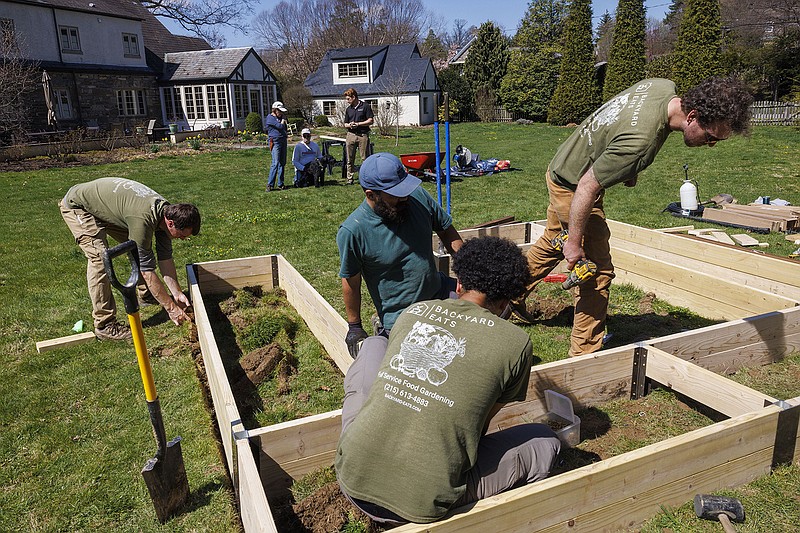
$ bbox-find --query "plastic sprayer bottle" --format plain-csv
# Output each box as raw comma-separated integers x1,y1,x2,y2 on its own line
680,163,698,213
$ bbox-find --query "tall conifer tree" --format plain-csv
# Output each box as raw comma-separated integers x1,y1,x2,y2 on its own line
671,0,722,92
548,0,600,125
603,0,646,99
464,22,510,106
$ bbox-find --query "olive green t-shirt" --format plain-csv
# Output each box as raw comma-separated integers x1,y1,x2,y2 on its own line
549,79,677,190
64,177,170,270
335,299,533,522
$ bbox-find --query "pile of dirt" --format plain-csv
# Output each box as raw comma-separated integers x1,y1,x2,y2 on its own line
292,482,375,533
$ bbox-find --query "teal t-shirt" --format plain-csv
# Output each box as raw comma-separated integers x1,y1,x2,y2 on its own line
549,79,677,190
64,177,171,270
335,299,533,522
337,186,452,330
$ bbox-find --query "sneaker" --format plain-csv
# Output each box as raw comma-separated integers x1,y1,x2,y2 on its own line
508,301,539,325
95,321,132,341
266,186,273,192
370,313,383,336
346,179,354,185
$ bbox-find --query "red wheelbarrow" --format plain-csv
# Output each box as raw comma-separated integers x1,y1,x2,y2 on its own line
400,152,445,177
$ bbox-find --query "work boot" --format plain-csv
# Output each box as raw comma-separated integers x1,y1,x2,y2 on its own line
370,313,383,336
95,321,132,341
508,301,539,325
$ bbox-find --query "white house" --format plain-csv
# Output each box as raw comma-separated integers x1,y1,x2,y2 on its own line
305,44,440,127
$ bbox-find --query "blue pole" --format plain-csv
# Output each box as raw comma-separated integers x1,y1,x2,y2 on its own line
433,93,442,207
444,93,451,215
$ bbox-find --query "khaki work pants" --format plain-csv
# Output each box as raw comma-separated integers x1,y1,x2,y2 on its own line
60,201,148,329
345,131,370,182
524,170,615,356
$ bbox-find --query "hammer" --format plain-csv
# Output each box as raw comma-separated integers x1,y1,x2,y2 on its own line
694,494,745,532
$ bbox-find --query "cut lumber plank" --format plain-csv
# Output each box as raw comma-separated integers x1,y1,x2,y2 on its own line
701,208,778,231
463,216,515,230
645,346,778,417
607,220,800,287
688,228,717,236
35,331,95,353
655,225,694,233
731,233,761,246
723,205,797,232
710,231,736,245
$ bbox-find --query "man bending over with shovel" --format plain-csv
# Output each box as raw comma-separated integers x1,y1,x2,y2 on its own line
336,236,561,526
61,177,200,340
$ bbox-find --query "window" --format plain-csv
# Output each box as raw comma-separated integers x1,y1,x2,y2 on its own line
216,86,228,119
116,89,146,116
54,89,73,119
249,89,260,116
234,85,247,119
184,87,195,119
261,88,273,120
194,86,205,119
322,100,336,115
337,62,368,78
363,99,379,114
59,26,81,52
206,86,218,119
163,87,182,122
122,33,139,57
423,97,429,114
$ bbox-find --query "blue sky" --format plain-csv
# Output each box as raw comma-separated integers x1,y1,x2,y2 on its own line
160,0,672,48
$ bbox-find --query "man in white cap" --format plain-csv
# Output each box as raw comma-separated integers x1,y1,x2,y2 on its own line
265,101,289,191
292,127,322,187
337,152,463,357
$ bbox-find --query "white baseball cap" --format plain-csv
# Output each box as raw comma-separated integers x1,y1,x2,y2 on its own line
272,101,287,112
301,128,311,136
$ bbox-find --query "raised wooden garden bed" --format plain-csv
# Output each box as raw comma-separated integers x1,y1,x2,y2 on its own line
188,222,800,532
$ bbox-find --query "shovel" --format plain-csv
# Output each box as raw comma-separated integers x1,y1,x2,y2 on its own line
103,240,189,522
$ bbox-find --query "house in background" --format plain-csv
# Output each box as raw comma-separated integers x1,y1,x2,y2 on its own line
305,44,440,126
161,48,277,132
1,0,277,135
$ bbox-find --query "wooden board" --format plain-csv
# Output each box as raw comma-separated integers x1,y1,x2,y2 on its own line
731,233,761,246
35,331,95,353
701,208,778,231
195,255,276,295
710,231,736,245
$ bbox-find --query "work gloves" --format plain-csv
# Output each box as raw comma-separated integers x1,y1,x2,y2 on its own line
345,321,368,359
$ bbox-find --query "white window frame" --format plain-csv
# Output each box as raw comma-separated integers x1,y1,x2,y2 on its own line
215,85,228,119
59,26,81,53
322,100,336,115
194,86,206,119
261,87,273,120
122,33,140,57
234,85,247,119
54,89,74,119
163,87,182,123
116,89,147,116
338,62,368,78
183,87,195,119
363,99,379,114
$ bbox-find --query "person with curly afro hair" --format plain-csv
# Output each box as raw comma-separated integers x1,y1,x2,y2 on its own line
512,77,753,357
336,236,560,526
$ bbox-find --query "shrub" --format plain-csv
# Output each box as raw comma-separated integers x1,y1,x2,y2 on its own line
315,114,330,127
288,117,305,132
245,112,263,133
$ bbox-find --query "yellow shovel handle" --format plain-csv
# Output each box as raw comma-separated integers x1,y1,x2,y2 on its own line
128,312,157,402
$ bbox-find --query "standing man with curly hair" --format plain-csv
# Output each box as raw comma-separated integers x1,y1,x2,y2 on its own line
343,88,374,185
336,236,561,526
512,77,753,357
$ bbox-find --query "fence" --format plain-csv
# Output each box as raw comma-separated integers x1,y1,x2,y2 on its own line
750,101,800,125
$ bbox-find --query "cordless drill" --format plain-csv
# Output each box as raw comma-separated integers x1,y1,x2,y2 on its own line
551,229,598,290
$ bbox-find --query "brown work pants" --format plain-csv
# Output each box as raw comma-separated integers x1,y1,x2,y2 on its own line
60,201,148,329
524,170,614,356
345,131,370,182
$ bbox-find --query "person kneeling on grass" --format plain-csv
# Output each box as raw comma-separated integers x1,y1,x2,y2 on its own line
335,236,561,525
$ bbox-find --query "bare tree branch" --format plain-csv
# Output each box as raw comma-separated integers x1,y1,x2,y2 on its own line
139,0,254,45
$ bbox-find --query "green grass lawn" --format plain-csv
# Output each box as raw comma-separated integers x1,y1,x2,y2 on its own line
0,122,798,532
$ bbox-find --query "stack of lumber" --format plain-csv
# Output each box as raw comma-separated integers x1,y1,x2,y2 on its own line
702,203,800,232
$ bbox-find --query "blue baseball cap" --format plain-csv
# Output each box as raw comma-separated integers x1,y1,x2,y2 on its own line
359,153,421,197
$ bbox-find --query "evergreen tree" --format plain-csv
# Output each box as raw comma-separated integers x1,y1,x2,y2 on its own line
420,29,448,63
671,0,722,92
603,0,646,99
548,0,600,125
594,10,615,63
438,66,475,121
499,0,568,120
464,22,510,108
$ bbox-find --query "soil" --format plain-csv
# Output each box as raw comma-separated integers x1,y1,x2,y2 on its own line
292,482,375,533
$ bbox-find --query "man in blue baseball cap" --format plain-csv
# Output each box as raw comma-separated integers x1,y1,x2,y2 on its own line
337,153,463,357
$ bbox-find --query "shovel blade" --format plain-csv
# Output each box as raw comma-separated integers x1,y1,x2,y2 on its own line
141,436,189,523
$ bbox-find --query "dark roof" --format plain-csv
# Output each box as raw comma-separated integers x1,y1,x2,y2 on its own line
5,0,145,20
162,47,253,81
305,43,435,98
